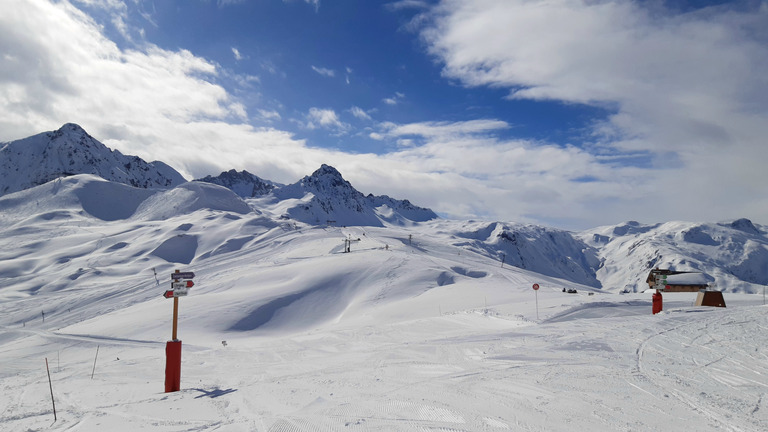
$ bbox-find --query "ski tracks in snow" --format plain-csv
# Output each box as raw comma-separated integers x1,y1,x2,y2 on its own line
633,307,768,432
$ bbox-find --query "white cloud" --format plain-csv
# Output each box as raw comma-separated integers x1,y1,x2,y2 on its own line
305,0,320,12
349,106,372,121
381,119,509,138
279,0,320,12
0,0,324,184
358,118,650,227
231,47,242,61
418,0,768,226
311,65,335,78
383,92,405,105
257,109,282,122
385,1,430,11
305,108,350,133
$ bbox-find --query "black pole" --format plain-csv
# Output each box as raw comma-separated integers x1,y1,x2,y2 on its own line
45,358,57,422
91,345,100,379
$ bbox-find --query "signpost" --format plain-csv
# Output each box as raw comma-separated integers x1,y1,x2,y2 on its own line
163,269,194,393
532,283,540,320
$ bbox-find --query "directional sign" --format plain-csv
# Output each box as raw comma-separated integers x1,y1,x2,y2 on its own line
173,288,188,297
171,271,195,280
171,280,194,290
163,290,175,299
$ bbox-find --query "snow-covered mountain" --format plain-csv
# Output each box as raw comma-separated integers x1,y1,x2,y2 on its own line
199,164,438,226
580,219,768,293
245,164,439,227
195,169,279,198
430,220,602,288
0,123,186,196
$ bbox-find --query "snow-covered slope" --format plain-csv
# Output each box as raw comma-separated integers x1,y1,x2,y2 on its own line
2,173,768,432
580,219,768,293
428,220,602,287
0,123,186,196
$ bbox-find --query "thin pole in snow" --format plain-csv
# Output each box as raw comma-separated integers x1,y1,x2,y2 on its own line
91,345,100,379
535,290,539,321
45,358,57,422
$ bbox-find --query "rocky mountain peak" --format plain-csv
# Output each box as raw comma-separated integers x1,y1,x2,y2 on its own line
0,123,186,196
195,169,276,198
724,218,760,235
302,164,355,193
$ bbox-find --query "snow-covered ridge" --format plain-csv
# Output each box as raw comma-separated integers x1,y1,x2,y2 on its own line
201,164,438,227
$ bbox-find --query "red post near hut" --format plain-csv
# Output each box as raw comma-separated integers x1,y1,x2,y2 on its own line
652,290,663,315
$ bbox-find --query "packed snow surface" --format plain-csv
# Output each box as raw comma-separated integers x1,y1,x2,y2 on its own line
2,176,768,431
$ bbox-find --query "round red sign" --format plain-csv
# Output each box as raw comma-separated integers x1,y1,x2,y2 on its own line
532,283,540,290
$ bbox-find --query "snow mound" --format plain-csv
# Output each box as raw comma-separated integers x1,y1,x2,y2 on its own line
150,234,198,264
722,218,761,235
131,181,251,220
0,174,156,223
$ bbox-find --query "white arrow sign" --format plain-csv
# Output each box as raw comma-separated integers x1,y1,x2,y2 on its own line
171,281,194,290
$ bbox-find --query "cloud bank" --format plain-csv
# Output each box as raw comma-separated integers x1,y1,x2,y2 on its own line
418,0,768,226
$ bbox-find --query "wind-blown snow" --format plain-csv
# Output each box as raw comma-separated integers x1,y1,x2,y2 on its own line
2,174,768,431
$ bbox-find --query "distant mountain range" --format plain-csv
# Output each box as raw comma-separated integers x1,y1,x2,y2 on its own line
1,124,436,227
195,164,437,227
2,123,766,293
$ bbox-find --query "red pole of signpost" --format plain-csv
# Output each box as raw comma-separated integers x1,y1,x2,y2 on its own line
164,269,191,393
165,339,182,392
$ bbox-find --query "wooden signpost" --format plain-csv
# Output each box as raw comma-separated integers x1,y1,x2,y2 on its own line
164,269,194,392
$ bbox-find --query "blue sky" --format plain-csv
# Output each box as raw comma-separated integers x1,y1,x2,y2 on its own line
119,0,604,153
1,0,767,230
